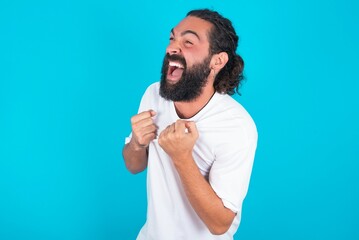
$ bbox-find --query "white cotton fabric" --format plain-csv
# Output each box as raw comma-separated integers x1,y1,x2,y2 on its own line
125,82,257,240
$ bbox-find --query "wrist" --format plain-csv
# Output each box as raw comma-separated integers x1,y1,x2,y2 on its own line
172,152,194,168
129,139,148,152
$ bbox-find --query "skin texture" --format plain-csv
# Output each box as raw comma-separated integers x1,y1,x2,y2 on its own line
122,16,234,235
123,110,157,174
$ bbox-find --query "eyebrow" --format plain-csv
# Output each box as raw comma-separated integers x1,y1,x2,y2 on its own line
171,28,200,40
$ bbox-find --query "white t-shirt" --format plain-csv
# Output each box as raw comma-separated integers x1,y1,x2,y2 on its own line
126,82,257,240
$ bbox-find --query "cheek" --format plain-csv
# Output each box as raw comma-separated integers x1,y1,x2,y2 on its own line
184,52,207,68
186,45,211,64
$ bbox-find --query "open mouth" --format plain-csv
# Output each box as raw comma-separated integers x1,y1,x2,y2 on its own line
167,61,184,82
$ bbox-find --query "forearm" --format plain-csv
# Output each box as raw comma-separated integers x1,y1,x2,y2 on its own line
173,154,235,235
122,140,148,174
158,120,234,234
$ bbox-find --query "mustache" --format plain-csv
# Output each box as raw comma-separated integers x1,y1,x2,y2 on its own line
164,54,187,68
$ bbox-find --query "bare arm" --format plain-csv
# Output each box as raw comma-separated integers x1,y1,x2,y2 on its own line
158,120,235,235
122,110,157,174
122,140,148,174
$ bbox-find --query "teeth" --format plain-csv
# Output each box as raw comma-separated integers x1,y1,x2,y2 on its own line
169,61,184,68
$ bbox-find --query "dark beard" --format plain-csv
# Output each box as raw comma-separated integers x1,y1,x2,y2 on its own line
160,53,212,102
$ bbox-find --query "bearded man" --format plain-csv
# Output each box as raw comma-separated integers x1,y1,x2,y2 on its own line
123,9,258,240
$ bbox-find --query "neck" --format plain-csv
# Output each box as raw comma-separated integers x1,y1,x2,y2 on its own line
174,84,215,119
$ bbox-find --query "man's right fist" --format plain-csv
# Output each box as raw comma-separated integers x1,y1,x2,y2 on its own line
129,110,157,151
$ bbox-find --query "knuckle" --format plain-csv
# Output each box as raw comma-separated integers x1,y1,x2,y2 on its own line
142,111,150,118
158,135,164,144
149,133,155,139
174,132,181,139
137,136,143,143
147,118,154,125
132,123,140,132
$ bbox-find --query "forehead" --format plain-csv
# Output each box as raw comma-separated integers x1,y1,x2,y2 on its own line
172,16,213,41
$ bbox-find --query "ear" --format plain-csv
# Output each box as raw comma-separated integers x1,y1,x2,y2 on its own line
210,52,228,72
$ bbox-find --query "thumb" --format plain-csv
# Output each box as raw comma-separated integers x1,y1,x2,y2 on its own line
149,109,157,117
185,121,198,135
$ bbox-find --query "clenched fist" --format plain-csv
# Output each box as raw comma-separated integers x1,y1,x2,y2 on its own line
158,120,199,163
130,110,158,151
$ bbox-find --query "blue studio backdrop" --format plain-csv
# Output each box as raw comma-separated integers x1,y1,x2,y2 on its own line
1,0,358,239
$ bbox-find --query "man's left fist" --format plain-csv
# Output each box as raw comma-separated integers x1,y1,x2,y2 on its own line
158,120,199,160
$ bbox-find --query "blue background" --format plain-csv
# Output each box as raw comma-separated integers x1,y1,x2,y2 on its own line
1,0,358,239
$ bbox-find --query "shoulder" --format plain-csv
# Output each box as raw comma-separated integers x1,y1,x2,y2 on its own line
139,82,160,103
211,94,257,144
137,82,162,113
143,82,160,97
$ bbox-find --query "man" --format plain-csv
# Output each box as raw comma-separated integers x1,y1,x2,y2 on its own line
123,9,257,240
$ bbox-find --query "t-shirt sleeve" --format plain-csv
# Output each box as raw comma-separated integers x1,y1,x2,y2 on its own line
209,122,257,213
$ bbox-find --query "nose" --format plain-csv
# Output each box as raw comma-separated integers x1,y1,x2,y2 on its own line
166,41,181,55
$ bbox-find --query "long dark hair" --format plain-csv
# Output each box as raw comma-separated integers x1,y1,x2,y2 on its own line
187,9,244,95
